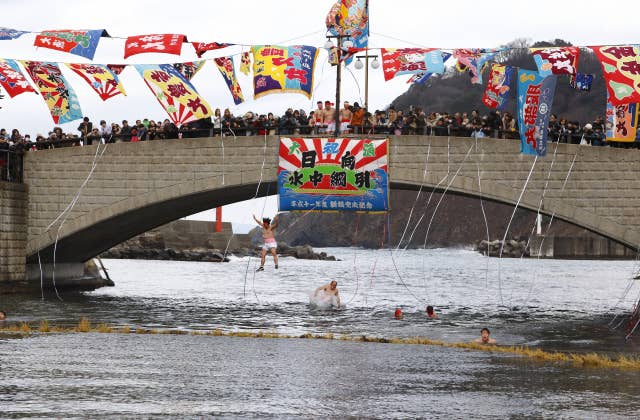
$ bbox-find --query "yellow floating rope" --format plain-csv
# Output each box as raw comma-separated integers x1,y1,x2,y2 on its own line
1,318,639,371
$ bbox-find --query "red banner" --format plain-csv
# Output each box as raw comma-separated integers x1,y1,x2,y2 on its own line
191,42,232,58
124,34,186,58
590,45,640,105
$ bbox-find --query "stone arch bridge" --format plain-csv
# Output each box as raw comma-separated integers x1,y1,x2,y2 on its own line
18,135,640,284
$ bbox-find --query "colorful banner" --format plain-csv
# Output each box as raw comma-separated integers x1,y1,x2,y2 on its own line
517,70,557,156
381,48,444,81
590,45,640,105
213,56,244,105
482,64,514,110
192,42,233,58
172,61,205,81
34,29,107,60
21,61,82,124
0,27,29,40
240,51,251,76
326,0,368,65
569,72,595,91
251,45,318,99
135,63,212,126
605,101,639,142
0,59,35,97
125,34,186,58
530,46,580,76
453,49,497,84
107,64,126,76
406,52,451,84
67,63,126,101
278,138,389,212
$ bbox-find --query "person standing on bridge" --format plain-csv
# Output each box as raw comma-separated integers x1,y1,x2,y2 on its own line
253,214,279,271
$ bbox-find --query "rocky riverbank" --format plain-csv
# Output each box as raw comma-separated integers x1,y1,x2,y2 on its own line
475,239,529,258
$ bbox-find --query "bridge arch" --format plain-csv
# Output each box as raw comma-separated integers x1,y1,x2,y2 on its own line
23,136,640,263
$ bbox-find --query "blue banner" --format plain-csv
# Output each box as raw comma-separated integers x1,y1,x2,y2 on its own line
517,70,557,156
278,138,389,212
0,27,28,40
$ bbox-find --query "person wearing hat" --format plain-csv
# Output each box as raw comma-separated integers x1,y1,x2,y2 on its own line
340,101,353,134
581,123,595,146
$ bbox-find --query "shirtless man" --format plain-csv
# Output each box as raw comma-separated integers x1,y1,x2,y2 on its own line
323,100,336,134
314,280,341,307
474,327,496,344
339,101,353,134
253,214,279,271
314,101,325,133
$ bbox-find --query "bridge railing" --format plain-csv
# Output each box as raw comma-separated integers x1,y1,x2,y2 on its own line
0,149,24,183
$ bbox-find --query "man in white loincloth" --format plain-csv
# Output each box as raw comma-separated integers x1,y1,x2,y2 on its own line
313,280,341,307
253,214,279,271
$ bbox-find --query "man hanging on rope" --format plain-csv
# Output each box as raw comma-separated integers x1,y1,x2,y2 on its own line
253,214,279,271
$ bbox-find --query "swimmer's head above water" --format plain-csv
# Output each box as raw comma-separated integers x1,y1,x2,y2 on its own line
330,280,337,290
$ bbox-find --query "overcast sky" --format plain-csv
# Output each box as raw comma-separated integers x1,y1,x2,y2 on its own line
1,0,638,226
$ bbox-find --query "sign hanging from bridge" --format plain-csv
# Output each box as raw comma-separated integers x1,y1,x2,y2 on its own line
278,138,389,212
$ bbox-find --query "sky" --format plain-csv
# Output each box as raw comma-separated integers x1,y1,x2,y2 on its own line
0,0,638,227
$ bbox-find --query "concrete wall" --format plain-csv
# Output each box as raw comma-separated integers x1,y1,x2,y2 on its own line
0,181,28,286
22,136,640,265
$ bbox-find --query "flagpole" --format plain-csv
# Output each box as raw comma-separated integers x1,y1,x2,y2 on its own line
334,35,342,137
365,0,369,110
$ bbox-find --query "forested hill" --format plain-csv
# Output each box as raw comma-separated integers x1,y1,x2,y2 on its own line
391,39,607,123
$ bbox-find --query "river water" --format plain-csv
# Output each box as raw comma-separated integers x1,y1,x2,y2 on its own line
2,248,640,418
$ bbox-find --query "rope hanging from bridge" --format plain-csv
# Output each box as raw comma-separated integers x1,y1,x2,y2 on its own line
496,154,538,306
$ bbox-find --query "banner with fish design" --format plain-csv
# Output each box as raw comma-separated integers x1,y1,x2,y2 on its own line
453,49,497,84
326,0,368,65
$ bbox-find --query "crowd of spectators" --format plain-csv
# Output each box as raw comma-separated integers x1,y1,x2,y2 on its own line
2,103,640,154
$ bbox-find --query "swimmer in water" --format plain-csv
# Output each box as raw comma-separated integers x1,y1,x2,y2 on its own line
253,214,279,271
314,280,341,308
474,327,496,344
0,310,5,321
426,305,437,319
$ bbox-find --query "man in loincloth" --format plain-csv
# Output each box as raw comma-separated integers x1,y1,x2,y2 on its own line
313,280,341,307
253,214,279,271
339,101,353,134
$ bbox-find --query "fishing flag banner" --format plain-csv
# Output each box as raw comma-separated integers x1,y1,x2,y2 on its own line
124,34,186,58
21,61,82,124
569,72,595,91
0,59,35,97
67,63,126,101
326,0,368,65
482,64,514,110
192,42,233,58
406,52,451,84
172,61,205,81
278,138,389,212
34,29,107,60
605,101,639,142
135,63,212,126
0,28,29,40
213,56,244,105
517,70,557,156
590,45,640,105
381,48,444,81
251,45,318,99
240,51,251,76
530,46,580,76
453,49,497,84
107,64,126,75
